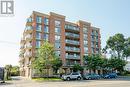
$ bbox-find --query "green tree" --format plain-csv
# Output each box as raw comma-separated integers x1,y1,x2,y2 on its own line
106,33,125,59
32,41,56,77
10,66,20,76
84,54,103,73
72,64,84,72
123,37,130,60
108,57,126,73
5,64,12,80
51,57,62,74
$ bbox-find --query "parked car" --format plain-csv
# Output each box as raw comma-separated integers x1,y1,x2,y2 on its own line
83,73,101,80
61,72,82,81
104,73,117,79
0,67,5,83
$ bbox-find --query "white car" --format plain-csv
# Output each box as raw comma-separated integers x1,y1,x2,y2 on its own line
61,72,82,81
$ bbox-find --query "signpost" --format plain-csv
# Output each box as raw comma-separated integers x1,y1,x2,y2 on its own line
0,67,5,83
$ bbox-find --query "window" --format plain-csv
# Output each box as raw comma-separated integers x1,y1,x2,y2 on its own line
55,42,60,49
55,35,60,42
44,26,49,33
83,34,87,40
55,27,60,34
84,40,88,45
84,47,88,53
36,24,42,31
55,51,60,57
27,17,32,22
91,48,95,53
36,41,41,48
83,27,88,33
55,20,61,27
43,34,49,41
36,32,41,39
26,26,32,30
36,16,42,23
44,17,49,25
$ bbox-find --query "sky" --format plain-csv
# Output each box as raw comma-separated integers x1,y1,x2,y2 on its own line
0,0,130,67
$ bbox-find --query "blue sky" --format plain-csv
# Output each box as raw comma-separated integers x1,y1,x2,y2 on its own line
0,0,130,66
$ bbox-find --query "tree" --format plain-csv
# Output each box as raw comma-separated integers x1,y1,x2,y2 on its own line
5,64,12,80
10,66,20,76
123,37,130,60
84,54,103,73
72,64,84,72
106,33,125,59
51,57,62,74
108,57,126,73
32,41,57,77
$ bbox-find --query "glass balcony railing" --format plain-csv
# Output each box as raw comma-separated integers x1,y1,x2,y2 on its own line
65,33,79,38
27,17,32,22
24,52,32,57
25,26,33,30
65,39,79,45
66,55,80,59
65,25,79,31
65,47,80,52
25,35,32,40
66,62,80,66
25,43,32,48
20,45,24,49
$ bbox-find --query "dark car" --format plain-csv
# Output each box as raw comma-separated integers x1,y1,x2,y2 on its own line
104,73,117,79
83,73,101,80
0,67,5,83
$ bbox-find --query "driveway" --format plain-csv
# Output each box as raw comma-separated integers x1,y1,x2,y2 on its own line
0,76,130,87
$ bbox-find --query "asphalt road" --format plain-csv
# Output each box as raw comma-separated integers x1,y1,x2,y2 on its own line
0,76,130,87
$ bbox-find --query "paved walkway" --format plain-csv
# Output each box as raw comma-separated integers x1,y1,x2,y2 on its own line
0,76,130,87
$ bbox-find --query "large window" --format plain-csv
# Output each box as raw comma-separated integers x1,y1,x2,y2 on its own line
83,34,87,40
44,26,49,33
84,41,88,46
55,27,60,34
44,17,49,25
36,32,41,39
55,35,60,42
27,17,32,22
55,42,60,49
55,20,61,27
43,34,49,41
36,16,42,23
36,24,42,31
26,26,32,30
36,41,41,48
84,47,88,53
83,27,88,33
55,51,60,57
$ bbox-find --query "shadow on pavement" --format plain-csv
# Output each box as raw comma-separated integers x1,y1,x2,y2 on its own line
0,82,13,86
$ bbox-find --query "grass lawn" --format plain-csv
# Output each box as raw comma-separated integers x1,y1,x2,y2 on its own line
126,74,130,76
32,77,62,82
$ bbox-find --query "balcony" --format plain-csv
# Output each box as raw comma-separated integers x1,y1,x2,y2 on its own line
25,43,32,49
19,57,24,62
20,45,24,49
65,32,79,39
27,17,32,23
24,52,32,58
66,61,80,66
65,25,79,33
65,47,80,52
25,34,32,41
65,39,80,46
66,55,80,60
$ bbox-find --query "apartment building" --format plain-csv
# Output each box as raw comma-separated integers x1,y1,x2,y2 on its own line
19,11,101,78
